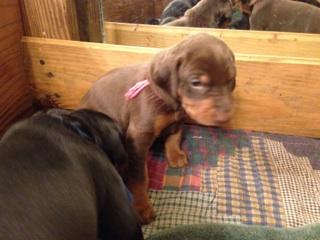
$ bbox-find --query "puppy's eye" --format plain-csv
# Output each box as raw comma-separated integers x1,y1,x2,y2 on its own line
190,79,202,87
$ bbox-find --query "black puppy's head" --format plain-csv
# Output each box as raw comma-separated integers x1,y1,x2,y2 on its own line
47,109,128,168
161,0,191,20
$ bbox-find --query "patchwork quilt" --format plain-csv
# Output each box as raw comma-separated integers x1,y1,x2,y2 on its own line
144,125,320,238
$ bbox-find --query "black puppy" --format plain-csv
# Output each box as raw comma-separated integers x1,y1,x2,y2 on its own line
159,0,200,24
0,109,143,240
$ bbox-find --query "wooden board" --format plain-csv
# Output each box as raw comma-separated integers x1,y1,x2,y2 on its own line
154,0,172,17
74,0,104,42
104,0,155,24
20,0,104,42
105,22,320,58
0,1,32,135
23,37,320,138
21,0,80,40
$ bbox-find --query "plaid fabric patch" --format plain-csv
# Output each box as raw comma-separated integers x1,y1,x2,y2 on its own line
216,136,286,227
164,165,202,191
146,124,320,236
143,190,240,239
147,125,250,190
266,133,320,170
265,138,320,227
200,167,218,193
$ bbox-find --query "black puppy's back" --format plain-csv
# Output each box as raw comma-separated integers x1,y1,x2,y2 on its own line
0,111,142,240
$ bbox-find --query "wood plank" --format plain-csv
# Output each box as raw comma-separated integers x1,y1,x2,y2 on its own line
104,0,154,23
0,0,32,135
74,0,104,42
23,37,320,138
154,0,172,18
105,22,320,58
0,2,21,28
20,0,80,40
0,22,23,52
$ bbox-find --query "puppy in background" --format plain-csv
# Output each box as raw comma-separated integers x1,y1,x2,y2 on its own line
0,109,143,240
250,0,320,33
159,0,200,24
145,0,199,25
166,0,233,28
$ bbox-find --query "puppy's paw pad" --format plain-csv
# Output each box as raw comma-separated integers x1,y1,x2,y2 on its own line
167,151,188,168
137,204,156,225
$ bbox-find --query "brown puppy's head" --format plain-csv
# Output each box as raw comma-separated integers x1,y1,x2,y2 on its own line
149,33,236,126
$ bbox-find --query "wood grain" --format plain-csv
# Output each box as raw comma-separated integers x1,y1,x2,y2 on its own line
0,1,32,135
23,37,320,138
75,0,104,42
154,0,172,17
20,0,79,40
104,0,155,23
105,22,320,58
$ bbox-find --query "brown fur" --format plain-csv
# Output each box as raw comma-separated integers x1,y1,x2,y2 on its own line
250,0,320,33
166,0,233,27
79,33,236,224
165,129,188,168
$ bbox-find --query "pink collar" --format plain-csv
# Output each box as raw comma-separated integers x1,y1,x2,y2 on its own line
124,80,182,112
124,80,150,100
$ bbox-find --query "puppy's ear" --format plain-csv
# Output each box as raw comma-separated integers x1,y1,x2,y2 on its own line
149,48,183,104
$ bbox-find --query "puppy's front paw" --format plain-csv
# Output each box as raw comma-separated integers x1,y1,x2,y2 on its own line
165,129,188,168
134,200,156,225
166,149,188,168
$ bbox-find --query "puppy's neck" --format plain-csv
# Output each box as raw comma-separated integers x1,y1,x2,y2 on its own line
49,113,96,144
148,80,182,113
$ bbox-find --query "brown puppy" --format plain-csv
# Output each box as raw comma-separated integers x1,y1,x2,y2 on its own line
166,0,233,27
79,33,236,224
250,0,320,33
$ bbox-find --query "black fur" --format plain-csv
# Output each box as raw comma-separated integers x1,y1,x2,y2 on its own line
0,109,143,240
159,0,200,24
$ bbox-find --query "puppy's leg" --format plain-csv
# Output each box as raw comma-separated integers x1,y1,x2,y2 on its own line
126,130,156,225
127,162,155,225
165,128,188,168
166,16,190,26
90,153,143,240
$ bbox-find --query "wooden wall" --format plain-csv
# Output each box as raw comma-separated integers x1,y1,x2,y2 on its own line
23,37,320,138
20,0,104,42
104,0,172,23
154,0,172,17
21,0,79,40
104,22,320,58
0,0,32,135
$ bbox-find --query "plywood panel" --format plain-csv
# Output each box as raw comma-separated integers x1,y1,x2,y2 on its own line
0,0,32,135
74,0,104,42
104,0,154,23
21,0,79,40
105,22,320,58
23,37,320,138
0,1,21,28
21,0,104,42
